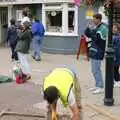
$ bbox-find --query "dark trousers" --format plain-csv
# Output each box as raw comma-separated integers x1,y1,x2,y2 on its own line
114,65,120,82
10,44,18,61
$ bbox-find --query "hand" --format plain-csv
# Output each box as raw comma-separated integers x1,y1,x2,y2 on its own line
76,55,79,60
71,115,79,120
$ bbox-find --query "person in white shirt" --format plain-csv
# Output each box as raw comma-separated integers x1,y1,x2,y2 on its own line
21,11,30,25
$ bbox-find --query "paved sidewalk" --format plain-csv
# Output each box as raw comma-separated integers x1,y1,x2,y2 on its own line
0,47,120,119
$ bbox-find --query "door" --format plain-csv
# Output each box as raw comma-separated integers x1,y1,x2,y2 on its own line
0,7,8,43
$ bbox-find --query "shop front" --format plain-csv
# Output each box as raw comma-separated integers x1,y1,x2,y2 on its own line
0,0,89,54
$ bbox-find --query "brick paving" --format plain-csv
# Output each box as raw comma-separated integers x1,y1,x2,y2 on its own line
0,47,120,119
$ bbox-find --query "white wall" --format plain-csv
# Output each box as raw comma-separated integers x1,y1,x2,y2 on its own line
0,0,73,5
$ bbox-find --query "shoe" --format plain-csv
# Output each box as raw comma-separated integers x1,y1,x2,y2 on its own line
88,87,97,91
26,74,31,80
92,88,104,94
114,81,120,87
35,59,41,61
32,56,35,59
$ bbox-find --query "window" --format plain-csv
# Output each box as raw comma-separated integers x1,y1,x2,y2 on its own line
16,10,23,21
46,11,62,32
42,3,78,36
68,11,74,33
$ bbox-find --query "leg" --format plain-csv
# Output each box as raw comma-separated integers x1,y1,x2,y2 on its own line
35,41,41,60
35,36,43,60
114,65,119,82
10,44,14,60
17,52,31,75
91,59,103,88
10,44,18,61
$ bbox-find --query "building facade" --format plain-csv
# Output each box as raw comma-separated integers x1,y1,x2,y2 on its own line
0,0,99,54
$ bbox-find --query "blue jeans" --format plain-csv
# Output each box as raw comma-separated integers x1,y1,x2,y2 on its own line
91,59,104,88
32,36,43,60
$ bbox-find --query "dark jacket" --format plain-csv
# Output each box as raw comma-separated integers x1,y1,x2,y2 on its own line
16,28,32,54
85,23,108,60
113,33,120,65
6,25,18,45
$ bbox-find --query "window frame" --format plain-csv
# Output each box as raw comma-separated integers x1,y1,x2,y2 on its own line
42,3,78,36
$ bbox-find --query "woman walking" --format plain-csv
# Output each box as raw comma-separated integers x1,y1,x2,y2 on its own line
16,21,32,80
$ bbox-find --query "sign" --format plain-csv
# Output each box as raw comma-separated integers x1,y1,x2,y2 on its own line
0,0,16,1
86,10,94,19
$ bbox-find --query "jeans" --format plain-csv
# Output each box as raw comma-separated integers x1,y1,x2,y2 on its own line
114,65,120,82
32,36,43,60
17,52,31,74
10,43,18,61
91,59,103,88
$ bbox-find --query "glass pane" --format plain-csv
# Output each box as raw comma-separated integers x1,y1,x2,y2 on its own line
46,11,62,32
68,11,74,33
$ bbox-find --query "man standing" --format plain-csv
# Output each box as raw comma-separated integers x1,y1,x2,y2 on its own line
85,13,108,94
31,17,45,61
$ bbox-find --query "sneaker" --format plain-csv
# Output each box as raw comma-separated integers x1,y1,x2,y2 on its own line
88,87,97,91
92,88,104,94
114,81,120,87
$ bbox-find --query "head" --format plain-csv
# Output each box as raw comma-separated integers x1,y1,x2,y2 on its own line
22,21,30,30
113,23,120,34
33,16,40,22
22,11,28,17
93,13,102,26
10,18,16,25
44,86,59,104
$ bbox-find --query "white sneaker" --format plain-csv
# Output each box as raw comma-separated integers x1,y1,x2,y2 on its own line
114,81,120,87
92,88,104,94
88,87,97,91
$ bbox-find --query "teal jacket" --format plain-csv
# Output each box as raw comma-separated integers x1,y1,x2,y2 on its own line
85,23,108,60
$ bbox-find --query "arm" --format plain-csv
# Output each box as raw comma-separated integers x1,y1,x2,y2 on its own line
6,28,10,42
68,89,80,120
69,103,79,120
31,24,37,35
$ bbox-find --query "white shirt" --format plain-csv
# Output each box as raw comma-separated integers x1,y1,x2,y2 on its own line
21,16,30,25
68,88,76,106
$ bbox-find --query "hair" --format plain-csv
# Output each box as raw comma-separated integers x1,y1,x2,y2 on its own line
23,21,30,28
34,16,40,22
22,11,28,17
93,13,102,21
10,18,15,25
44,86,59,104
113,23,120,32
